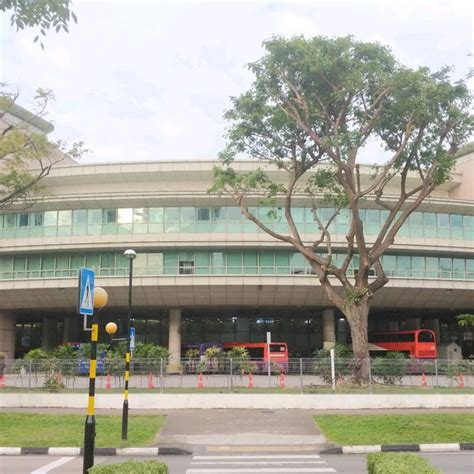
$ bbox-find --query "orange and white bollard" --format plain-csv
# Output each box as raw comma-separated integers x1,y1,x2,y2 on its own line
458,373,465,389
248,372,254,389
421,372,428,387
279,372,286,389
0,374,5,388
147,373,154,389
197,372,204,389
105,372,111,390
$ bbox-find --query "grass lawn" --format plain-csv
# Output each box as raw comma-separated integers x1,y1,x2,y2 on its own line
315,414,474,445
0,414,165,448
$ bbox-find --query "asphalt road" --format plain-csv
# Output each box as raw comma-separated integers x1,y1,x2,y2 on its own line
1,452,473,473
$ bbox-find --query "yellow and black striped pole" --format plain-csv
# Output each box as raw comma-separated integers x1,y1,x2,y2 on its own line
83,287,108,474
122,249,136,440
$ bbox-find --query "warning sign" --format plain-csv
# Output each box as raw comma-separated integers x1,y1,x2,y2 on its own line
78,267,95,315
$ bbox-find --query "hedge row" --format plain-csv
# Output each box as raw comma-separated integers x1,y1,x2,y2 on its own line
367,453,440,474
88,460,168,474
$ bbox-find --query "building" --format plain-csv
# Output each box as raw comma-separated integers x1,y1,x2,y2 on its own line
0,109,473,363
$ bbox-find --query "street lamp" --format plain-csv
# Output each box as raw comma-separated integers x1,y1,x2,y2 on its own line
83,287,108,474
122,248,136,440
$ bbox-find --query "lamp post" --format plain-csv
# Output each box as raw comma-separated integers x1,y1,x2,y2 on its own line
122,249,136,440
83,286,108,474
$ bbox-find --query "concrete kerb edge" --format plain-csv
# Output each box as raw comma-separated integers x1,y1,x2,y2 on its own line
0,446,192,456
320,443,474,454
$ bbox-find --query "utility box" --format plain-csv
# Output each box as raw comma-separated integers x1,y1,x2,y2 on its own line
437,342,462,362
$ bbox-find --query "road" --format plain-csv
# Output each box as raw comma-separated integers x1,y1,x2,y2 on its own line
1,452,473,473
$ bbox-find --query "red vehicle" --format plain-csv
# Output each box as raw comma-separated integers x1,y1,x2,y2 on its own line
368,330,437,359
223,342,289,371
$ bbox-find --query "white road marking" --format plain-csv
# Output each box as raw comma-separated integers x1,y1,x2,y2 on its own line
193,455,322,459
192,461,327,465
30,456,75,474
186,469,335,473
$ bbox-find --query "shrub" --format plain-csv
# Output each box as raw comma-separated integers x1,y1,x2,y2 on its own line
226,346,252,373
88,460,168,473
367,453,440,474
371,352,407,385
313,343,351,384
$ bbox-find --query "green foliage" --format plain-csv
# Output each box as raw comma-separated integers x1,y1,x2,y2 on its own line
24,348,49,360
185,348,200,359
52,344,77,359
456,313,474,327
133,343,169,360
43,371,65,391
313,343,351,384
88,460,168,474
0,85,85,208
367,453,440,474
1,0,77,49
227,345,252,373
371,352,407,385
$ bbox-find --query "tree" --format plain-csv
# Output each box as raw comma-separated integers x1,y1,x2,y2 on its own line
0,84,84,209
212,36,473,382
1,0,77,48
456,314,474,327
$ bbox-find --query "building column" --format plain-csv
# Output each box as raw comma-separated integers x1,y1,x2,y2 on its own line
168,308,182,372
0,312,16,360
426,318,441,344
322,309,336,349
62,317,78,343
41,317,55,351
413,318,422,330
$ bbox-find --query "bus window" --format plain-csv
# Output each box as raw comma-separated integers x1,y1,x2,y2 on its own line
270,344,286,353
247,347,264,358
418,331,434,343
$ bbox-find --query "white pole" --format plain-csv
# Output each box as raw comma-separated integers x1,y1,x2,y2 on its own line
330,348,336,391
266,332,271,387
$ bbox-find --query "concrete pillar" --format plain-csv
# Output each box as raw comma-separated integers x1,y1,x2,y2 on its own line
168,308,182,372
41,317,55,351
0,312,16,360
414,318,421,330
322,309,336,349
62,317,79,343
426,318,441,344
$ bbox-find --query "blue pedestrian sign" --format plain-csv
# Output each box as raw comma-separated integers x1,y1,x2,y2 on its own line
78,267,95,315
130,327,136,350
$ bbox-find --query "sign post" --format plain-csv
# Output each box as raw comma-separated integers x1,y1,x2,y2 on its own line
266,331,271,387
78,267,95,331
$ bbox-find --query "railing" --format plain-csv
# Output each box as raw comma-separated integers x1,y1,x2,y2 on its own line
1,358,472,392
1,267,473,281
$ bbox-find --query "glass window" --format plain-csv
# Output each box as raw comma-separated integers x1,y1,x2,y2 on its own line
18,213,29,227
73,210,87,225
148,253,163,273
212,208,225,221
410,212,423,226
133,208,149,223
100,254,115,269
103,209,117,224
5,214,16,228
197,208,210,221
27,256,41,270
397,256,411,270
117,208,133,224
88,209,102,225
164,208,179,222
423,213,436,226
366,210,380,224
180,208,195,222
179,260,194,275
32,212,43,227
463,215,474,229
418,331,434,343
450,214,462,228
438,213,449,227
57,210,72,226
227,207,242,221
41,255,55,270
149,208,163,223
440,257,452,276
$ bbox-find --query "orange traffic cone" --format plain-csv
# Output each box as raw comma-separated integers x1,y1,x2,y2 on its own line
105,372,111,390
279,372,286,389
0,374,5,388
147,373,154,389
197,372,204,389
421,372,428,388
458,373,465,389
248,372,254,389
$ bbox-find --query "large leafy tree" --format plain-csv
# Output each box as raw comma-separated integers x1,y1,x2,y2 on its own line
0,84,83,208
1,0,77,48
212,36,473,381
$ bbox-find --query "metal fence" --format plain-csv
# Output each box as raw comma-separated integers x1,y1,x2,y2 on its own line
0,357,472,391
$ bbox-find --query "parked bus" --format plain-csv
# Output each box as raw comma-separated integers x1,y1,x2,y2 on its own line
368,330,437,358
223,341,289,372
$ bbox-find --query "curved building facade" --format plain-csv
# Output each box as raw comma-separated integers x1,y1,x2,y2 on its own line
1,151,473,362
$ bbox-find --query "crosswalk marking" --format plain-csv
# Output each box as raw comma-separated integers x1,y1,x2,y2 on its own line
186,469,336,473
194,455,322,459
187,451,337,474
30,457,75,474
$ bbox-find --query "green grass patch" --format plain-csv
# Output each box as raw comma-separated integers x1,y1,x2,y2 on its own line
89,460,167,473
367,453,440,474
315,414,474,445
0,414,165,448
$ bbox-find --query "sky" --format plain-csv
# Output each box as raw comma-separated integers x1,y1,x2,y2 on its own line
0,0,472,164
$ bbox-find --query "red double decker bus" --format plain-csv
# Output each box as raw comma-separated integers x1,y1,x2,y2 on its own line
223,342,289,371
368,330,437,358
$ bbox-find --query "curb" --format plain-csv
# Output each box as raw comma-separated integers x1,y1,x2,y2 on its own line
0,446,192,456
320,443,474,454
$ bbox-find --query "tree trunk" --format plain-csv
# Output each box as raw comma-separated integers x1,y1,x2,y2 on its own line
344,300,370,384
